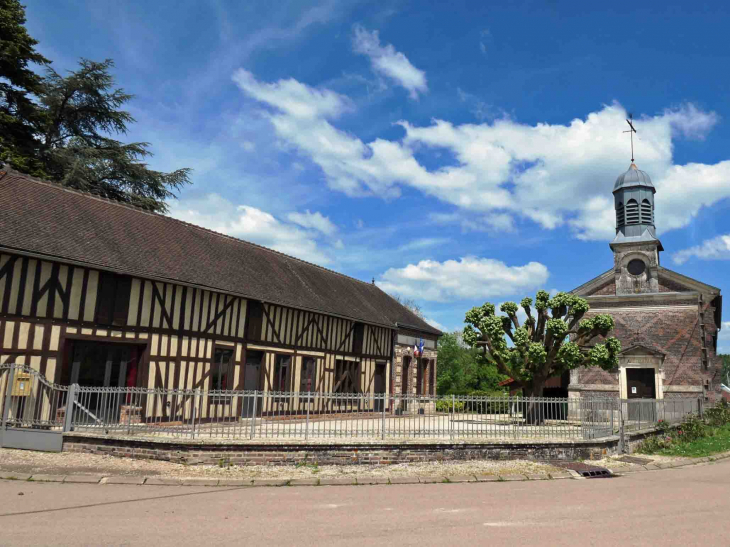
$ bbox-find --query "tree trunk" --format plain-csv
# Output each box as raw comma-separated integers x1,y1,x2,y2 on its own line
523,378,546,425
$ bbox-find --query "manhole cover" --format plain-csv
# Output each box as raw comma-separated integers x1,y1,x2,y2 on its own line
616,456,652,465
553,462,613,479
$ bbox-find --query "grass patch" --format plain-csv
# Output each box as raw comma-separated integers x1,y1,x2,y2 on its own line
651,423,730,458
636,402,730,458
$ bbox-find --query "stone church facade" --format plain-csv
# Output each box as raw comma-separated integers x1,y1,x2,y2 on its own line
570,164,723,402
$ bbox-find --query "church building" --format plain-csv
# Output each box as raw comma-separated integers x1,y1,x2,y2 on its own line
570,163,722,403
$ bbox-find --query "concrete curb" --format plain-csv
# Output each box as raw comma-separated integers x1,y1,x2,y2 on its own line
2,450,729,488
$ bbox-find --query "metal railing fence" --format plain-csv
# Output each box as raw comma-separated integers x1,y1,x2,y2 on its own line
0,364,68,431
621,397,703,433
0,364,704,443
66,388,618,441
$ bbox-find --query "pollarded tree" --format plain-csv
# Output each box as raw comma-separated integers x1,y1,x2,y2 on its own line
462,290,621,401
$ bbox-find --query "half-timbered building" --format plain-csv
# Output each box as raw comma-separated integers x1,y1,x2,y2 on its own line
0,168,440,418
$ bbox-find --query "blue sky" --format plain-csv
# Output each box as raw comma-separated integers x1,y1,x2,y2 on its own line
26,0,730,348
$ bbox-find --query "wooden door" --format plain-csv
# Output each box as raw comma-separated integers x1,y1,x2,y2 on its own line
627,368,656,399
626,368,656,422
374,363,386,411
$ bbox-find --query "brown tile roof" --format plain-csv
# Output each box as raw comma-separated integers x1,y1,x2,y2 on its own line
0,168,440,335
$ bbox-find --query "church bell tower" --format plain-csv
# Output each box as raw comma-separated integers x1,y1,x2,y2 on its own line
610,163,663,295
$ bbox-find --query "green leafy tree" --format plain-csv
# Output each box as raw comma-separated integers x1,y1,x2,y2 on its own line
31,59,191,212
436,331,506,395
463,290,621,404
721,354,730,386
0,0,49,173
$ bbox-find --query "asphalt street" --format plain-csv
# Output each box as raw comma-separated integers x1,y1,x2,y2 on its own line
1,459,729,546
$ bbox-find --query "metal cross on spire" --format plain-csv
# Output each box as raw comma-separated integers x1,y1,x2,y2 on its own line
624,113,637,163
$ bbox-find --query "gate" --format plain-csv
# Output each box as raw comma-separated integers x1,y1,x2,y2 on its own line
0,364,67,452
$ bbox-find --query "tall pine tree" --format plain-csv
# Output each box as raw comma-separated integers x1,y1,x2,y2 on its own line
0,0,49,174
34,59,190,212
0,2,190,213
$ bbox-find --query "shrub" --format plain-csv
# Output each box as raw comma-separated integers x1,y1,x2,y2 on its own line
435,399,465,413
462,390,509,414
636,435,671,454
705,400,730,427
678,415,707,442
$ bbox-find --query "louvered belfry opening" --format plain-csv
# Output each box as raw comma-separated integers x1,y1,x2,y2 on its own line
641,199,652,224
616,202,625,227
625,199,639,225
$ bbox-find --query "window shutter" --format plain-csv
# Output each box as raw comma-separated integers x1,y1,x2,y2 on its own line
641,199,652,224
625,199,639,225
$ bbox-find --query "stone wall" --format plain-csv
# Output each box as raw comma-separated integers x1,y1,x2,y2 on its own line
62,435,617,465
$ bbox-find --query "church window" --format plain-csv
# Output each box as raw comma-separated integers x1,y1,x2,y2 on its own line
625,199,639,225
641,199,652,224
627,259,646,276
616,202,624,227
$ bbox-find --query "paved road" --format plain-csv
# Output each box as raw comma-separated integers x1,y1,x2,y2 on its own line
1,460,729,546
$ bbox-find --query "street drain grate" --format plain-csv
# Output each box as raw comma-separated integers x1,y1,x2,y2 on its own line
553,462,613,479
616,456,653,465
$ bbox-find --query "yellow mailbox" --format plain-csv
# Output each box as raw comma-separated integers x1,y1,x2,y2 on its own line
11,373,32,397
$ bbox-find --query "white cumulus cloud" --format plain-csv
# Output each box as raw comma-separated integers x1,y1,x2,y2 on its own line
235,70,729,242
672,233,730,264
233,68,352,120
352,25,428,99
376,257,549,303
168,194,340,265
663,103,720,141
287,209,338,236
425,317,447,331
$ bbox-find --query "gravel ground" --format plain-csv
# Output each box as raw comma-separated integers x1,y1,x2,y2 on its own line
0,448,560,479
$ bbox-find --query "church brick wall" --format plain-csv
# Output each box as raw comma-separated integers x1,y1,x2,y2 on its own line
577,300,721,400
658,276,692,293
591,299,694,309
593,281,616,295
579,367,617,386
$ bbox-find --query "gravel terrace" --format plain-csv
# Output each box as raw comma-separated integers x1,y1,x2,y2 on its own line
0,447,563,480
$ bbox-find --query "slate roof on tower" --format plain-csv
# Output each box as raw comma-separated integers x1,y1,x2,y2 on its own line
0,168,440,335
613,163,654,191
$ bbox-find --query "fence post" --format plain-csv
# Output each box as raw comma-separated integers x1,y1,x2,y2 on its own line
249,391,258,440
62,384,77,433
619,415,625,453
190,391,197,439
2,366,16,431
381,393,386,440
450,394,455,441
126,391,133,436
305,391,310,442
